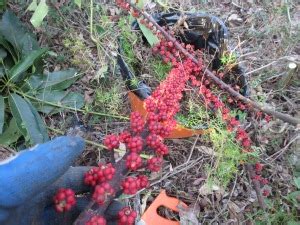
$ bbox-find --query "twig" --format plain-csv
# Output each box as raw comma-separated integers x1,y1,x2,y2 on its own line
129,4,300,126
266,134,300,161
245,61,277,76
246,164,266,210
209,173,238,224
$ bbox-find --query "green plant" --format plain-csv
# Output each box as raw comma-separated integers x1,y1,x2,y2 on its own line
118,18,139,70
150,58,172,81
176,103,249,186
94,84,122,115
220,52,237,66
0,10,84,146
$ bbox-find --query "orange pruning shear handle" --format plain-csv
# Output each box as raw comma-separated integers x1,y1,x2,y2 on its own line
141,190,187,225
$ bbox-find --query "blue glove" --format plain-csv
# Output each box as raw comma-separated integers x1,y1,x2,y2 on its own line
0,136,87,225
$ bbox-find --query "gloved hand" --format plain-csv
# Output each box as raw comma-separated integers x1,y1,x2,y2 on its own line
0,136,89,225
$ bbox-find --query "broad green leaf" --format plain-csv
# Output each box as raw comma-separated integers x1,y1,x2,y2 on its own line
0,118,22,146
0,10,39,58
8,48,47,83
34,90,84,114
294,177,300,189
41,69,80,90
23,69,80,92
27,0,38,11
8,93,48,144
30,0,48,28
0,47,7,60
26,96,49,142
0,95,4,134
137,20,159,46
0,35,17,63
74,0,81,8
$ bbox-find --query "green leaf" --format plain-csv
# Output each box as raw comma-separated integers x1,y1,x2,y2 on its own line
27,0,38,11
41,69,80,90
0,10,39,58
34,90,84,114
8,93,49,144
8,48,47,83
30,0,48,28
294,177,300,189
0,35,17,63
74,0,81,8
0,0,7,11
23,69,80,91
0,47,7,60
0,95,4,134
137,20,159,46
0,118,22,146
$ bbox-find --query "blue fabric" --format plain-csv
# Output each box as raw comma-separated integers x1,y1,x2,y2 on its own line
0,136,85,225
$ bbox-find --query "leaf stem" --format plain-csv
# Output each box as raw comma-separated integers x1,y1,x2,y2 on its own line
14,90,129,120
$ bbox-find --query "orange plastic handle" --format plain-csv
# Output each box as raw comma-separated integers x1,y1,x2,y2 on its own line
128,92,209,139
141,190,187,225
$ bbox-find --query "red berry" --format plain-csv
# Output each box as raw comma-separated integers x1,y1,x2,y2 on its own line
262,189,270,197
146,134,161,148
265,115,272,123
127,136,143,153
130,112,144,133
137,175,149,188
255,163,263,173
252,175,262,181
103,134,120,150
84,163,116,186
118,207,137,225
261,178,269,185
92,183,114,205
155,142,169,156
242,138,251,147
119,131,131,144
53,188,76,213
126,152,142,170
147,157,163,172
121,177,140,195
86,215,107,225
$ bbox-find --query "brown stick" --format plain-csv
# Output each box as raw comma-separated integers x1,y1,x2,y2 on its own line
246,164,266,210
132,5,300,126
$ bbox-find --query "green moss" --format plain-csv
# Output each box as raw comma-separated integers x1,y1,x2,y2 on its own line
94,85,122,115
150,58,172,81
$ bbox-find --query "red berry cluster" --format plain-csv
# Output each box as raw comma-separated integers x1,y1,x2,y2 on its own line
147,157,163,172
86,216,107,225
121,175,149,195
84,163,116,186
121,176,141,195
126,152,142,170
130,111,144,133
92,182,115,205
53,188,76,213
118,207,137,225
104,134,120,150
127,136,143,153
119,130,131,143
252,163,270,197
